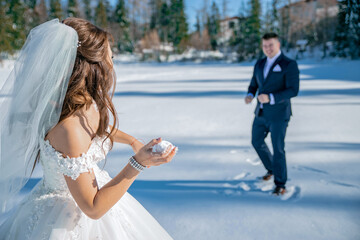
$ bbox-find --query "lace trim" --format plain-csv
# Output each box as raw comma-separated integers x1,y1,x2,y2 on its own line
41,136,111,180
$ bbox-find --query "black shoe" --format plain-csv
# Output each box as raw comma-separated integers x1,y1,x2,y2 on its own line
262,172,273,181
272,186,286,196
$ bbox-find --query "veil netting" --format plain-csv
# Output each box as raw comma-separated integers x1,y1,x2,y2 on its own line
0,18,78,213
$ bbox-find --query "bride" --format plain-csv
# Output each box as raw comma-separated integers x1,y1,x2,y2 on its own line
0,18,176,239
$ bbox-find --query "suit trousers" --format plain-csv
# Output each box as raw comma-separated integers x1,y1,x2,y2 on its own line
251,114,289,188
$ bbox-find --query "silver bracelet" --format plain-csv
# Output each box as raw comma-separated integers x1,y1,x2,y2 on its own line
129,156,145,172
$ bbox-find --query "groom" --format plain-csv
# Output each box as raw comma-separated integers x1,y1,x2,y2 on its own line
245,33,299,195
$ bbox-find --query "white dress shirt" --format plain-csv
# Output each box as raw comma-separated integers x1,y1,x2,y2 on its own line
264,50,282,79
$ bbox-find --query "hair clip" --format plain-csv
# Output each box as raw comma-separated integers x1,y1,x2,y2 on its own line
77,41,82,47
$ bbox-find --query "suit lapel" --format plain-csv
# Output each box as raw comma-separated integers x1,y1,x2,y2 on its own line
259,58,266,84
265,53,283,82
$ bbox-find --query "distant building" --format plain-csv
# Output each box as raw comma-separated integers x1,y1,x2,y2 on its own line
218,17,241,45
279,0,338,47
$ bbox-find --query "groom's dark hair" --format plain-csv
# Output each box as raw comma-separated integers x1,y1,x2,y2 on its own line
262,32,279,40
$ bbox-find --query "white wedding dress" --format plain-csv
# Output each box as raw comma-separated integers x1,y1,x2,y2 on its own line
0,135,172,240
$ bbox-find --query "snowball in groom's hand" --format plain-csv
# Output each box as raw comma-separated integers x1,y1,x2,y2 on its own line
258,94,270,103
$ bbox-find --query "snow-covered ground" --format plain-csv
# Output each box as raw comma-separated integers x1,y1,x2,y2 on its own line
1,59,360,239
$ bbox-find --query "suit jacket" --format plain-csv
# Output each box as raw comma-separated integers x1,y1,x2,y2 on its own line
247,53,300,121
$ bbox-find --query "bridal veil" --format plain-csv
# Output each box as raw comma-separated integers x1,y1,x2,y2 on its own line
0,19,78,212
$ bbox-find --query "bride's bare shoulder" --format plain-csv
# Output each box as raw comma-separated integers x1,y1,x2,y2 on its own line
45,104,99,157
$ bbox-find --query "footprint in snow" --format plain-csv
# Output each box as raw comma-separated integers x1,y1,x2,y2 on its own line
292,165,328,175
246,158,261,166
254,180,274,191
320,179,360,189
233,172,251,180
280,185,301,201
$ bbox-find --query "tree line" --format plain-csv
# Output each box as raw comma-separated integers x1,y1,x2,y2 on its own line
0,0,189,56
0,0,359,61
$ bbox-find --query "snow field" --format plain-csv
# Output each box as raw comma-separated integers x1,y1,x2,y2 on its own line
1,59,359,239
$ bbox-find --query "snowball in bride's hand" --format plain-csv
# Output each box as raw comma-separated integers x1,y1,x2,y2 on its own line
151,140,177,155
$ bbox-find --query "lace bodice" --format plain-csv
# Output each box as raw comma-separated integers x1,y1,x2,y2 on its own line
39,135,112,191
1,134,173,240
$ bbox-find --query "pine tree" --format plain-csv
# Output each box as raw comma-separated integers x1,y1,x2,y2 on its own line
244,0,261,59
270,0,279,33
169,0,188,49
95,0,108,29
83,0,92,21
24,0,40,31
105,0,112,23
113,0,129,28
49,0,63,20
334,1,348,57
346,0,360,59
0,0,14,59
334,0,360,59
159,2,170,42
232,3,248,61
195,13,201,34
7,0,27,51
113,0,132,52
149,0,157,30
149,0,162,30
207,1,220,50
67,0,80,18
25,0,37,10
236,17,248,61
348,0,360,59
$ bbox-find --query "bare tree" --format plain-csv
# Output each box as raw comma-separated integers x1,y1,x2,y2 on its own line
222,0,229,19
139,30,161,60
317,0,338,58
263,1,272,33
201,0,209,28
128,0,142,43
189,26,211,51
280,0,302,49
140,30,160,50
201,27,211,50
189,31,202,49
36,0,48,23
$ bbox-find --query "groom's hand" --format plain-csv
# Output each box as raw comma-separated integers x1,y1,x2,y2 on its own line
258,94,270,103
245,95,253,104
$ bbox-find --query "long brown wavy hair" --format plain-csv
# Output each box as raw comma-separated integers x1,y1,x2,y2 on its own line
32,18,118,173
60,17,117,139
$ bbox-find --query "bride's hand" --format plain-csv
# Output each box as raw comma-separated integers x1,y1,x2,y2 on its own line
133,138,177,167
131,139,144,154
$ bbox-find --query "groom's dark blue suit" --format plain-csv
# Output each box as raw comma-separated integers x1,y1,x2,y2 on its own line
247,52,299,188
